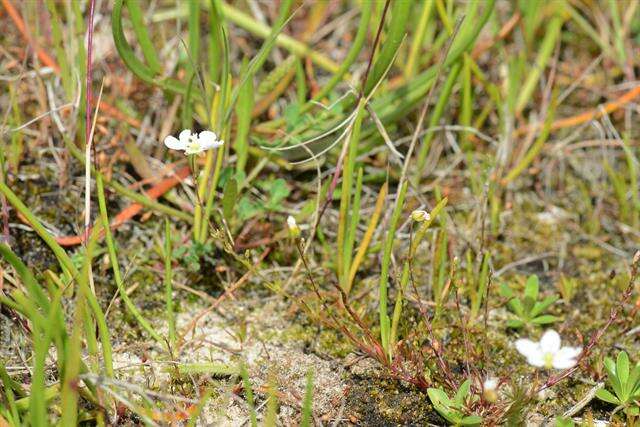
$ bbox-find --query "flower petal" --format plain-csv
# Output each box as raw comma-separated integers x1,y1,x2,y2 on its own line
539,329,561,353
527,352,545,367
552,355,578,369
552,346,582,369
179,129,193,142
515,339,538,358
164,135,185,150
198,131,223,150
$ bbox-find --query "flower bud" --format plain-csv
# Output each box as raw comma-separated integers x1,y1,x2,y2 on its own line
483,377,498,403
410,209,431,222
287,215,301,238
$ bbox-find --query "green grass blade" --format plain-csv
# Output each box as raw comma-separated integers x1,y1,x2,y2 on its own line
343,167,363,291
416,60,463,172
364,0,412,96
379,180,408,356
45,0,73,98
124,0,162,73
112,0,185,94
504,93,557,184
515,12,563,113
235,59,254,174
96,174,164,345
405,0,434,78
338,100,365,290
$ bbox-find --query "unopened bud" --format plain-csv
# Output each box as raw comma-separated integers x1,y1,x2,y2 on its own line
482,378,499,403
287,215,301,238
410,210,431,222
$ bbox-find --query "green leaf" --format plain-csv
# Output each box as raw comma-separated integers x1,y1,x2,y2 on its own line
427,388,452,407
554,416,575,427
604,358,624,400
617,351,630,387
531,315,558,325
237,197,263,221
524,274,539,301
453,379,471,406
595,388,621,405
460,415,483,426
217,167,234,189
427,388,462,425
629,363,640,384
630,364,640,397
506,319,526,329
626,406,639,416
222,177,238,222
499,283,514,299
508,298,525,317
604,357,616,375
530,295,559,317
263,178,290,210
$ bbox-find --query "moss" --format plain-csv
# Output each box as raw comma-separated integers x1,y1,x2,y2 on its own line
279,321,354,358
345,370,442,425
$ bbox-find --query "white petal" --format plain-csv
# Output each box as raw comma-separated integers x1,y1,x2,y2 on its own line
179,129,193,142
515,339,538,358
552,355,578,369
198,130,217,143
539,330,561,353
527,352,545,367
198,131,223,150
164,135,185,150
552,346,582,369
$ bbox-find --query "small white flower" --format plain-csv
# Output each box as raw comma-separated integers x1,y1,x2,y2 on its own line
164,129,223,155
287,215,300,238
515,329,582,370
410,209,431,222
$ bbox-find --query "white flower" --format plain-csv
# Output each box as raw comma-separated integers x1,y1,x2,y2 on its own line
410,209,431,222
164,129,223,155
287,215,300,238
515,329,582,370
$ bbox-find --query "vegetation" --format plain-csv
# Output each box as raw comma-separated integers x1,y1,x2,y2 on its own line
1,0,640,425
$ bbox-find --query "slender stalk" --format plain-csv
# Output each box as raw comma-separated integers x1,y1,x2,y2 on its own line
165,218,176,348
83,0,96,244
378,180,408,356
